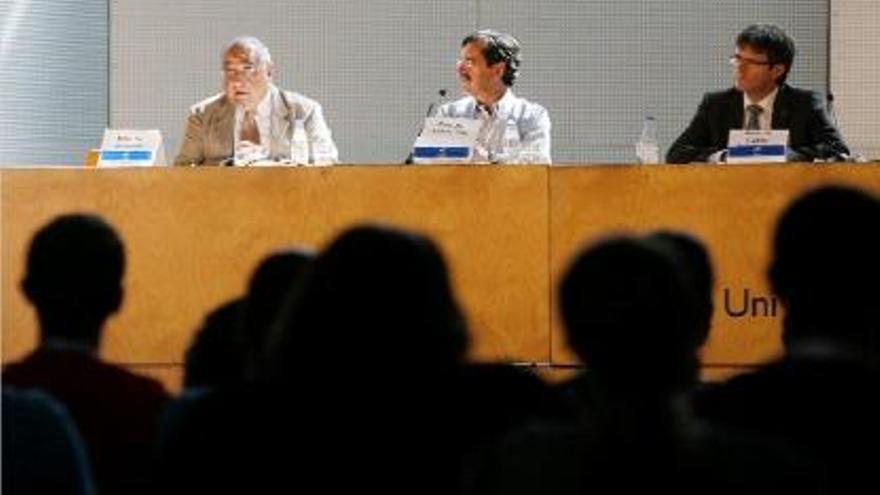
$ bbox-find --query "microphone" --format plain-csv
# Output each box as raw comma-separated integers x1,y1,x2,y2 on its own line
820,93,855,162
826,92,840,129
425,88,448,118
404,89,448,164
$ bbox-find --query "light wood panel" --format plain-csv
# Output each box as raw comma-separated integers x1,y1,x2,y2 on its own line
2,166,551,366
5,164,880,374
550,163,880,366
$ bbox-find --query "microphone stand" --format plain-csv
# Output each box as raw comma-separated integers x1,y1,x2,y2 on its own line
404,89,448,164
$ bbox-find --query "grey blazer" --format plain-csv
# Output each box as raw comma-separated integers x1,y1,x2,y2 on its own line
174,85,339,166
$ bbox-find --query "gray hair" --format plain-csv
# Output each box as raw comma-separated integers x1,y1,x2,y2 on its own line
223,36,272,67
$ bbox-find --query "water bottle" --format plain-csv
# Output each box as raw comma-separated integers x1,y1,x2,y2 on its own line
635,115,660,164
290,119,310,165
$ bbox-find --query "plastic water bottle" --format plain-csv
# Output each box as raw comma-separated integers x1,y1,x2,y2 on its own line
290,120,310,165
636,115,660,164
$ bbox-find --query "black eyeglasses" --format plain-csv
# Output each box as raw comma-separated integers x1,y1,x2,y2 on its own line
729,54,775,67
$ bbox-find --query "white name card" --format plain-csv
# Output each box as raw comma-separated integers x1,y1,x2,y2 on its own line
98,129,167,167
727,130,789,164
412,117,480,164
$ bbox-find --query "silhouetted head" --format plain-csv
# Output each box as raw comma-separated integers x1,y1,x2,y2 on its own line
242,247,314,375
560,235,701,395
184,298,246,389
269,225,469,378
648,230,715,348
769,185,880,354
21,213,125,347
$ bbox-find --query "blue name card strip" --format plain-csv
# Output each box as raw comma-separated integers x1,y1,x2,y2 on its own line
100,150,153,161
728,145,786,158
412,146,471,159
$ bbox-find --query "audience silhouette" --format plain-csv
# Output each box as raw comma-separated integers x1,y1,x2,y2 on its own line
696,185,880,493
3,213,170,495
470,234,808,494
3,387,96,495
8,187,877,495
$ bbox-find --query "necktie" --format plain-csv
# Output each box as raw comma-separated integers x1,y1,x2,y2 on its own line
240,110,260,144
746,104,763,130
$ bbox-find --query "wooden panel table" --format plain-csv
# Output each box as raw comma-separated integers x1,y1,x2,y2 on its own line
550,163,880,378
3,163,879,389
2,166,551,390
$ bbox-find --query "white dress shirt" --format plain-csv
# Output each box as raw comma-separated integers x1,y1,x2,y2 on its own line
234,87,274,150
230,85,339,165
742,87,779,130
435,89,552,164
711,87,781,162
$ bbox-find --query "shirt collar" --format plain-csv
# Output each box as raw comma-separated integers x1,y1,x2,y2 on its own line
236,84,275,120
743,86,779,112
475,89,517,118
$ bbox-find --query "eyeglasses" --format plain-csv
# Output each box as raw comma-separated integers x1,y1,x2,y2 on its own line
223,64,260,79
729,54,774,68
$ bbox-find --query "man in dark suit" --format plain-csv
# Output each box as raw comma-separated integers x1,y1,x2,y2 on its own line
667,24,849,164
3,214,170,495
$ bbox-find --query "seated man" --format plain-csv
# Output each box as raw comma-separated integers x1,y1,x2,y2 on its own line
434,29,551,164
667,24,849,164
174,36,339,166
3,214,170,495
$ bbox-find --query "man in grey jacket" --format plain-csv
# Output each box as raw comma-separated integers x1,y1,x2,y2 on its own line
174,36,338,166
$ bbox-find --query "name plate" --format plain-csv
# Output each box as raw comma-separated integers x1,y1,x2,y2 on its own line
727,130,788,164
98,129,166,167
412,117,480,164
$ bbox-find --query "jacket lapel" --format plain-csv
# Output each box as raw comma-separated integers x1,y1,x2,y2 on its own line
727,89,744,132
212,97,236,158
771,84,791,130
271,89,292,143
269,87,295,159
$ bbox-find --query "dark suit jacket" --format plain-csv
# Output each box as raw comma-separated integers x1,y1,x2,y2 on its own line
694,348,880,493
666,85,850,164
3,348,170,495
